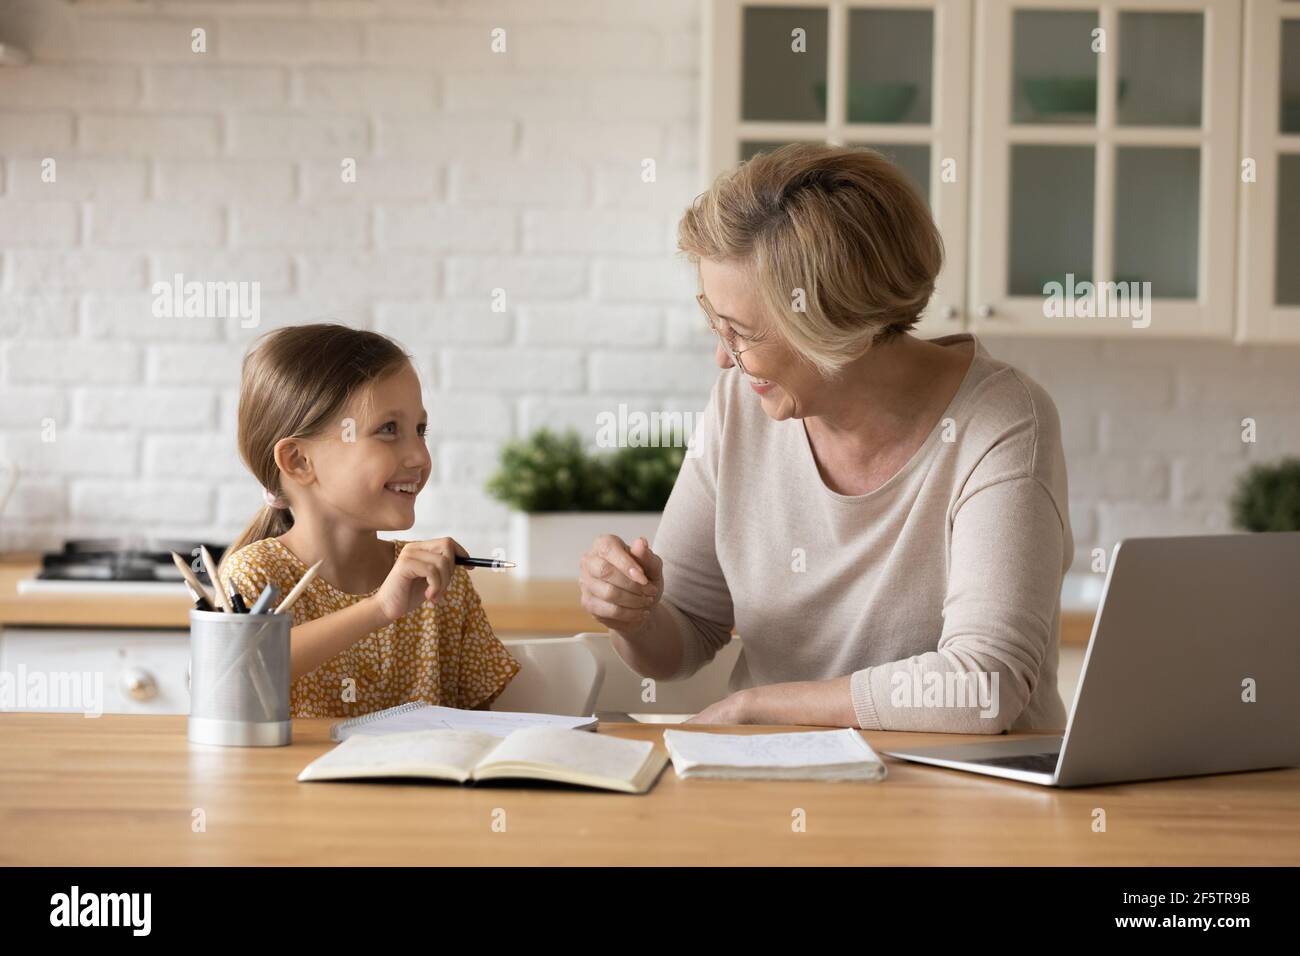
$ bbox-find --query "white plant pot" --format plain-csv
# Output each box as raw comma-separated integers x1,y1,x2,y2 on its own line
509,511,662,580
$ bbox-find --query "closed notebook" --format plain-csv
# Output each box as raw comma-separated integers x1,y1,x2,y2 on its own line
662,728,888,782
329,701,598,742
299,727,668,794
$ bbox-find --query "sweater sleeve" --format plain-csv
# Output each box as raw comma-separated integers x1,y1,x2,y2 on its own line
849,473,1067,733
651,378,736,681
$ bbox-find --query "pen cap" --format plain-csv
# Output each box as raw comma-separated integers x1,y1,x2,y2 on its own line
187,608,292,747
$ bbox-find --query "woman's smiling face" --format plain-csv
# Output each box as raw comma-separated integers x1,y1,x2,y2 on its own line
699,257,821,421
287,363,432,531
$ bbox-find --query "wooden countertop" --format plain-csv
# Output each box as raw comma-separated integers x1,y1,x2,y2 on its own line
0,554,1096,643
1,713,1295,865
0,554,596,633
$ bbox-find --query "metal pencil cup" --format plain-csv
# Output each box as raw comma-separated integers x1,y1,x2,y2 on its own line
188,608,292,747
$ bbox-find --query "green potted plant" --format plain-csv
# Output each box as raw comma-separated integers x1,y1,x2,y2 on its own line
486,429,687,578
1230,457,1300,532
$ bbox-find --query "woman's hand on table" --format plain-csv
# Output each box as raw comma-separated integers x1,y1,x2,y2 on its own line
684,689,758,724
685,678,859,727
578,534,663,633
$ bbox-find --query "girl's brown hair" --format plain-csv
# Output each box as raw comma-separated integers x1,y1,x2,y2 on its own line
677,142,944,376
220,323,411,575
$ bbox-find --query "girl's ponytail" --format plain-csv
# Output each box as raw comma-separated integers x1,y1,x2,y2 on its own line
220,504,293,580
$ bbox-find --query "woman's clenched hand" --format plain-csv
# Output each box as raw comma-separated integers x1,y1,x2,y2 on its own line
579,534,663,634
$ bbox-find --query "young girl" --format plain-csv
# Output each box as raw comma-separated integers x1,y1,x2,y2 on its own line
217,323,520,718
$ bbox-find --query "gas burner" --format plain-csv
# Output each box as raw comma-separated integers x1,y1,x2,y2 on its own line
37,538,228,585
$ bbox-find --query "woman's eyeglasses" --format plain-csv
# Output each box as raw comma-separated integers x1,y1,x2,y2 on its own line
697,292,761,375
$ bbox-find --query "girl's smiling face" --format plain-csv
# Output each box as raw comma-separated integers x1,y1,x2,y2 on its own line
280,362,431,531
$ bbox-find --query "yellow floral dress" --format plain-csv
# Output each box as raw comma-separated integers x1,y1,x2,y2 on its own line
219,537,521,718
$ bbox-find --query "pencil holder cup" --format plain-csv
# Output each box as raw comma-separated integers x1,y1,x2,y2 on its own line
188,608,292,747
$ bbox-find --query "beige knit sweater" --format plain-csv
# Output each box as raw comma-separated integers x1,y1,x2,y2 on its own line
650,333,1072,733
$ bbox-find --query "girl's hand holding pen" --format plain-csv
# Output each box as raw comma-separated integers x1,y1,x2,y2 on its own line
368,537,468,623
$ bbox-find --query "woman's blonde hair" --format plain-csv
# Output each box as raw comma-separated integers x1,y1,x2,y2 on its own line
677,142,943,376
220,323,411,575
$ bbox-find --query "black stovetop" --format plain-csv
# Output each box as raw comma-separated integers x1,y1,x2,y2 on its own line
37,538,228,585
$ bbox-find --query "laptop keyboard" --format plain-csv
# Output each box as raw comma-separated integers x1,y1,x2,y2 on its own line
967,752,1061,774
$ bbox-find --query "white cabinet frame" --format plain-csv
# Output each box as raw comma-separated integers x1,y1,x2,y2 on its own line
1238,0,1300,341
970,0,1240,337
703,0,1255,341
702,0,972,337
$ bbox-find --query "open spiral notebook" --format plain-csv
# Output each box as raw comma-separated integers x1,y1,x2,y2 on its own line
329,701,598,742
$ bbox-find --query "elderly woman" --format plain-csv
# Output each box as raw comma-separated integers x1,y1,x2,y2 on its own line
578,143,1071,733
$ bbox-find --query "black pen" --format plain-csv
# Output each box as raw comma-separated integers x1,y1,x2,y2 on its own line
455,555,516,570
182,579,214,612
230,591,249,614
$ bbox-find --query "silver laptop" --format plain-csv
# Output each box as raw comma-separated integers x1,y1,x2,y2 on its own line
882,532,1300,787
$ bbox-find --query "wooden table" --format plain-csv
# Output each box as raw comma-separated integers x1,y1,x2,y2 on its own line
2,713,1295,866
0,554,1097,643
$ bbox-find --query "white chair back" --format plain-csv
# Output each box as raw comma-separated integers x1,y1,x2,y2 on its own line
492,636,604,715
577,632,742,714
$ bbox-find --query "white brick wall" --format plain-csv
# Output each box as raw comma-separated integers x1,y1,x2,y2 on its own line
992,338,1300,570
1,0,1298,579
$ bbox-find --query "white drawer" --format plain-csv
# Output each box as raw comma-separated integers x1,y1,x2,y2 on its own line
0,628,190,715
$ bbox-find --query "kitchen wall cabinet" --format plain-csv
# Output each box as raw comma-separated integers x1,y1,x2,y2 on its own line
703,0,971,337
705,0,1266,341
1238,0,1300,341
971,0,1240,337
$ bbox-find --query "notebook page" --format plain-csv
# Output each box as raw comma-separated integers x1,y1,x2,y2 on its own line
334,704,595,741
663,728,883,770
298,730,501,782
476,727,655,782
436,708,597,737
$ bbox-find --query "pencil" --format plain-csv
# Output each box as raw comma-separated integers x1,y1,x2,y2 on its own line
199,546,233,614
274,559,324,615
171,551,216,609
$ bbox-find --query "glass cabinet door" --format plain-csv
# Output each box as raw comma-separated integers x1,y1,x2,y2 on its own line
1113,12,1204,300
846,8,934,125
843,9,936,208
1272,14,1300,310
1007,144,1095,295
708,0,972,336
1276,153,1300,308
1239,0,1300,341
741,6,830,122
1116,10,1203,127
1012,9,1100,126
972,0,1240,337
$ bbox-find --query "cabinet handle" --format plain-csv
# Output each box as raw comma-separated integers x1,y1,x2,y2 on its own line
121,667,159,702
977,303,995,318
941,305,959,321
